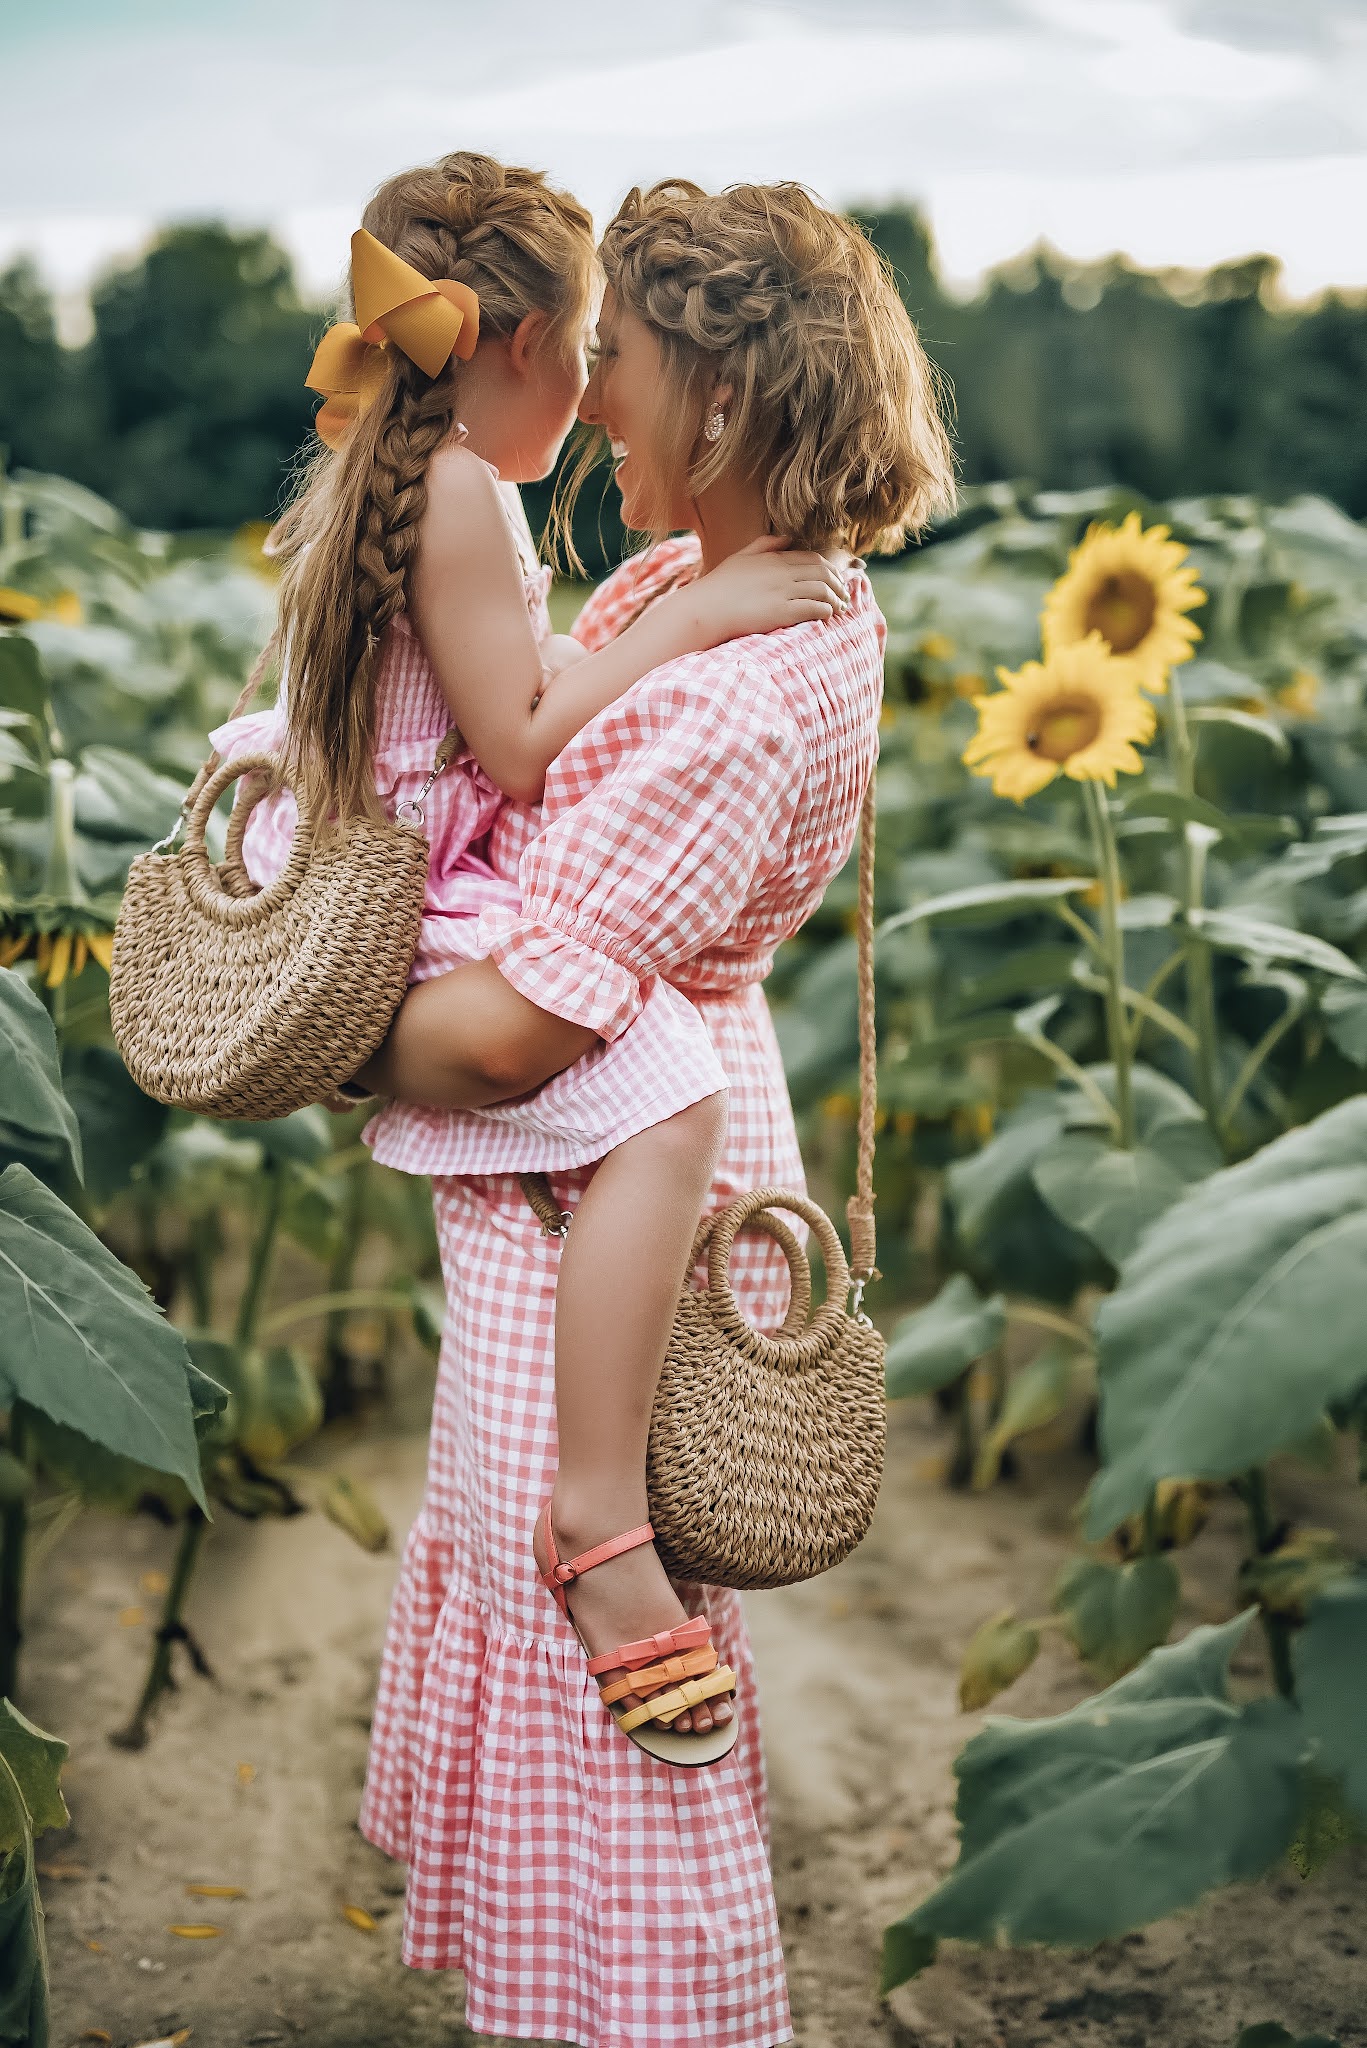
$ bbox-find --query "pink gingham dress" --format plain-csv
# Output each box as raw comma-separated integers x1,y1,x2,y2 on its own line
210,468,729,1161
355,534,886,2048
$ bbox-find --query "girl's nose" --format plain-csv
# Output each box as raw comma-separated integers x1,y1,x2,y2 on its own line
578,366,603,427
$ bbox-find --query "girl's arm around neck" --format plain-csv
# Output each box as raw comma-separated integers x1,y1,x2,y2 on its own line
410,452,847,805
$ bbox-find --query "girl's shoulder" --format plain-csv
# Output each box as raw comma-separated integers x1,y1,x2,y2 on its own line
424,441,543,586
571,534,703,653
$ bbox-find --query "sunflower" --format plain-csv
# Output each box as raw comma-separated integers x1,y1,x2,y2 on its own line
1042,511,1205,693
963,634,1156,803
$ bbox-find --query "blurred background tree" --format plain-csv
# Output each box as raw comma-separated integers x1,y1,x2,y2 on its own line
4,209,1367,567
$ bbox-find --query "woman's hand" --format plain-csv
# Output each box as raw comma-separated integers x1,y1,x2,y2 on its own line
685,535,850,645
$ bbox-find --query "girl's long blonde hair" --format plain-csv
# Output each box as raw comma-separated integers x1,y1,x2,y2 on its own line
572,179,955,555
273,152,595,825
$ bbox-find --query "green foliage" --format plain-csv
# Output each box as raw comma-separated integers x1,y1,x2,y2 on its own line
1032,1065,1220,1267
0,972,80,1181
884,1273,1003,1398
0,1700,67,2048
1086,1100,1367,1538
1050,1555,1181,1683
857,207,1367,520
882,1617,1306,1990
957,1610,1040,1711
1293,1574,1367,1822
0,1164,207,1507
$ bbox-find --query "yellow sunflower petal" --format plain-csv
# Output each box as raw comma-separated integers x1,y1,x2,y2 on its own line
0,587,43,623
0,935,29,967
962,634,1153,803
45,931,72,988
86,931,115,972
1042,514,1207,694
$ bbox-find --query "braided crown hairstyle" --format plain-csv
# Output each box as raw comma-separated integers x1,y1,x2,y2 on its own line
274,152,595,826
586,179,955,554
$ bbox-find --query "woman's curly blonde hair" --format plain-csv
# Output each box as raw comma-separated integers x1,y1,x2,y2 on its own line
584,178,955,555
273,152,595,825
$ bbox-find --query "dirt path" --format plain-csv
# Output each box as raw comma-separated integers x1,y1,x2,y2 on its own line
24,1388,1367,2048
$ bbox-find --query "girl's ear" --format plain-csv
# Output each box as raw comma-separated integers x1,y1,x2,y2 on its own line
509,309,552,375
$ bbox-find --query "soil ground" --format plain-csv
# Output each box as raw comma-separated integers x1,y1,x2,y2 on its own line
23,1354,1367,2048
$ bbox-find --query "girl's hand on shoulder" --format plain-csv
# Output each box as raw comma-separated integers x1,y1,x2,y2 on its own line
690,535,850,644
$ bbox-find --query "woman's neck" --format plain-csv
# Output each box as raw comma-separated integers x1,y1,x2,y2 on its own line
690,475,772,574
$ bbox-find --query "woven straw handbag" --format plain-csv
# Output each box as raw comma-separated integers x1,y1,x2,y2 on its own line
519,773,886,1592
110,654,451,1120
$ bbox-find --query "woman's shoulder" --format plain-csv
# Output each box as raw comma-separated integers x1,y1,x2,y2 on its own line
570,534,703,653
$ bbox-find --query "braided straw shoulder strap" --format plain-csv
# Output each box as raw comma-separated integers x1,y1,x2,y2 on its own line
518,768,885,1591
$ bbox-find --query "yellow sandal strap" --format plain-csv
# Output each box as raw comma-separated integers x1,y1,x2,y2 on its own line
615,1665,737,1736
598,1645,718,1709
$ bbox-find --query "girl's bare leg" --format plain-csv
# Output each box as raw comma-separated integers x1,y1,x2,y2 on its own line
533,1092,729,1735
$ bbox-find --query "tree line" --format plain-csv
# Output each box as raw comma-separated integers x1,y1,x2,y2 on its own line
2,209,1365,567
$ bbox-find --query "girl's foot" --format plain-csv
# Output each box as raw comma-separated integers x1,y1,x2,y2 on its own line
533,1500,734,1737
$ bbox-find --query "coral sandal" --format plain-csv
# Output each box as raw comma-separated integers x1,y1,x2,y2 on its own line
535,1504,739,1768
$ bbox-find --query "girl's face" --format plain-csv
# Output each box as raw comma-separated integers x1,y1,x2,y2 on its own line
501,313,591,482
579,290,690,532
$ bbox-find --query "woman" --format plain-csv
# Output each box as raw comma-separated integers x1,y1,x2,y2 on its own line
357,178,954,2047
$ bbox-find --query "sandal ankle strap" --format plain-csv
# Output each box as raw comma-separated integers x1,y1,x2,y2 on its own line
547,1519,656,1589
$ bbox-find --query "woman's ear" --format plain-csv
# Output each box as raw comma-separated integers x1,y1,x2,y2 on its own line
509,309,552,375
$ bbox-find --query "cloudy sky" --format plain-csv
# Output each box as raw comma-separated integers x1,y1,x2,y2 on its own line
4,0,1367,316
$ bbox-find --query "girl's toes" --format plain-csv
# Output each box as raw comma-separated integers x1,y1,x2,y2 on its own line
712,1698,732,1726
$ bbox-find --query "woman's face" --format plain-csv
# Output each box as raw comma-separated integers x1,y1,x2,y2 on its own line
579,289,689,531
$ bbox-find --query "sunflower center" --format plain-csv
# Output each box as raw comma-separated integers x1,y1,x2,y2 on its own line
1026,695,1103,763
1083,569,1156,654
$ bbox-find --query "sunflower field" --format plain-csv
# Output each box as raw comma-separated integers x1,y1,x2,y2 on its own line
1,459,1366,2036
772,481,1367,1989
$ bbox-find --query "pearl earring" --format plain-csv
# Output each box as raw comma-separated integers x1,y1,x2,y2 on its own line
704,406,726,443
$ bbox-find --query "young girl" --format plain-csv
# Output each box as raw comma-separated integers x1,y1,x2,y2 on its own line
212,152,849,1763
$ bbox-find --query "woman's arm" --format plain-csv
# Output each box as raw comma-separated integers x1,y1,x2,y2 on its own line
410,449,843,804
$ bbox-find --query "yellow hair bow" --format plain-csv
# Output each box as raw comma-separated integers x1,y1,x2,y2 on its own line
306,228,480,449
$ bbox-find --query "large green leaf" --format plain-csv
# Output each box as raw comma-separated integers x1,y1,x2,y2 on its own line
1087,1099,1367,1538
0,972,81,1182
879,876,1093,939
226,1105,333,1165
973,1340,1081,1489
0,1704,64,2048
60,1045,167,1205
72,744,186,845
885,1273,1005,1399
1050,1555,1181,1683
0,1164,207,1508
0,1704,67,1842
1034,1137,1186,1267
0,636,48,728
1032,1067,1219,1267
0,1822,47,2048
1187,908,1364,983
1320,983,1367,1066
1294,1574,1367,1823
881,1616,1305,1989
1031,1063,1218,1269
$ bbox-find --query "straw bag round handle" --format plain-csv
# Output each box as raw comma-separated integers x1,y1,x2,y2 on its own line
179,751,318,927
693,1188,851,1371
